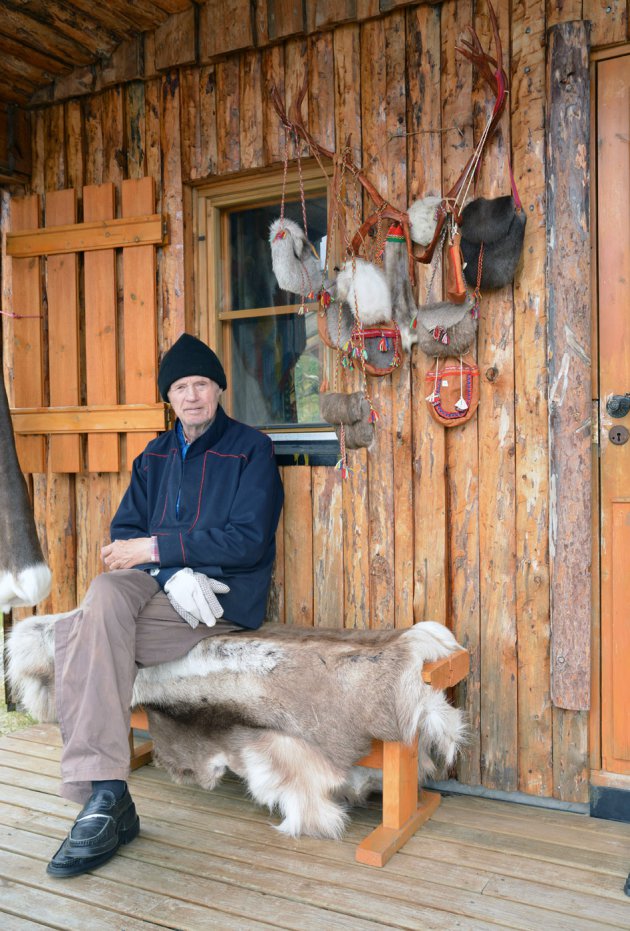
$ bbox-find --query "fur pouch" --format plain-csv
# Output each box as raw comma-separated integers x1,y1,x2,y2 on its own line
269,217,323,297
414,298,477,358
335,258,392,327
459,196,526,290
425,356,480,427
320,392,374,450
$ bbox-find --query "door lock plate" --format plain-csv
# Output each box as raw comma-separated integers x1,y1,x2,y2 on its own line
609,425,629,446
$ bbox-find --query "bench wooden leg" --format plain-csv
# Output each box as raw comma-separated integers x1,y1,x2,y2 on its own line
355,740,441,867
129,707,153,770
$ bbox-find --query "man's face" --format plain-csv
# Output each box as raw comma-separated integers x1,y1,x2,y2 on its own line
167,375,222,438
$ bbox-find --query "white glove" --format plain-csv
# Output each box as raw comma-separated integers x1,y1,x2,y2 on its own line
164,568,230,629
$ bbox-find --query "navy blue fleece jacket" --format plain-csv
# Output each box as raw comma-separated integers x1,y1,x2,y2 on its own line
110,405,284,629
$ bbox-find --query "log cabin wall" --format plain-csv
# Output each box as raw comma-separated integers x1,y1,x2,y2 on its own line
1,1,628,804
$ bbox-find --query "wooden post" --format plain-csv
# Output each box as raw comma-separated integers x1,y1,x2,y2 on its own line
546,21,591,712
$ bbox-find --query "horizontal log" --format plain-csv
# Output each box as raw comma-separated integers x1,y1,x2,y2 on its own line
6,214,167,257
422,650,470,689
11,404,167,435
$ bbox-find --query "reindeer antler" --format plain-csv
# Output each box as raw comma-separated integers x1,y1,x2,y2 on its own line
269,0,508,273
268,75,417,283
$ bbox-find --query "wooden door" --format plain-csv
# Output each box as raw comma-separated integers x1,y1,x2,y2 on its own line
598,52,630,775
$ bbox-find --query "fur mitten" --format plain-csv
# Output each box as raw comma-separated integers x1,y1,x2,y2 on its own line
269,217,323,297
383,225,418,352
320,392,374,450
335,258,391,326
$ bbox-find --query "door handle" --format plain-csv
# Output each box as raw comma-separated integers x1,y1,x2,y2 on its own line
606,394,630,418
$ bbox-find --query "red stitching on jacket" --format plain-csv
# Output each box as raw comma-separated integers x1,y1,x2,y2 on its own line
155,449,177,526
186,449,248,532
179,532,186,561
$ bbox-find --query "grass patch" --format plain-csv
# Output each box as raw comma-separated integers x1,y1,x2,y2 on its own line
1,619,34,736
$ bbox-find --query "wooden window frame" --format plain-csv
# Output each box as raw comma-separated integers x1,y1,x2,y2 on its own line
193,161,335,442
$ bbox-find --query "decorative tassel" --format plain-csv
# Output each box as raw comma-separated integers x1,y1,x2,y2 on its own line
368,405,379,423
320,289,332,308
411,315,418,330
379,337,387,352
307,290,315,300
298,303,306,316
273,228,288,241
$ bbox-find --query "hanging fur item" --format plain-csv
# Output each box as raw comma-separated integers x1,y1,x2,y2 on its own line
383,223,418,352
320,392,375,450
425,356,480,427
335,257,392,327
269,217,324,298
407,196,444,247
459,189,526,291
414,297,477,359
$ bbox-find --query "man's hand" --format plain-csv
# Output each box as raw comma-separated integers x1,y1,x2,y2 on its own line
101,538,154,571
164,568,230,628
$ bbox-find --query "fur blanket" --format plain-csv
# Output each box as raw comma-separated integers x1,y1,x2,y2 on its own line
8,616,467,839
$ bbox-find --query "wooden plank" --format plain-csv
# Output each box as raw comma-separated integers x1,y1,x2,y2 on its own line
439,9,476,708
262,45,285,166
160,71,187,345
199,0,255,61
511,0,553,797
422,649,470,689
312,466,344,626
546,21,592,711
267,476,285,623
145,79,162,199
43,104,65,192
585,1,628,47
83,183,119,472
11,405,167,435
199,66,219,178
64,99,85,192
407,5,445,631
239,50,264,171
45,188,81,472
122,178,159,468
154,7,196,70
545,0,583,27
282,466,314,626
98,36,143,90
361,17,395,631
216,58,241,174
180,68,202,183
7,214,165,258
83,94,104,186
308,32,335,153
306,1,356,33
8,194,45,473
267,0,305,41
101,87,125,187
472,0,518,793
125,82,147,181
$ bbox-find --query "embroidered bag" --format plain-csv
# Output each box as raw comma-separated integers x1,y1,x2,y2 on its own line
425,356,480,427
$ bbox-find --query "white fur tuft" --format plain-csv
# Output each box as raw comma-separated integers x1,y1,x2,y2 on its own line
335,258,392,326
408,196,443,247
0,563,52,613
6,612,65,722
241,732,348,839
269,217,323,296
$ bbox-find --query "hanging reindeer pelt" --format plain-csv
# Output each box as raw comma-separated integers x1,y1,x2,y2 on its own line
0,373,51,612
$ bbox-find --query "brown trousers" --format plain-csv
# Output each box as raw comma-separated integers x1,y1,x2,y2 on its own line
54,569,243,803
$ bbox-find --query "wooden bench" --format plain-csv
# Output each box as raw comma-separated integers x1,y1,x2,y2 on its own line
129,647,469,867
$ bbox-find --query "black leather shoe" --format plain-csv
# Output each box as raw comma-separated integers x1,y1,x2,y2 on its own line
625,873,630,897
47,788,139,878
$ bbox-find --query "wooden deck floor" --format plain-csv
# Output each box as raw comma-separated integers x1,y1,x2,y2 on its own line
0,725,629,930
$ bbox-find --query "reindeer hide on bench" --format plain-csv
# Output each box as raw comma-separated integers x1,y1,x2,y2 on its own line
8,616,467,839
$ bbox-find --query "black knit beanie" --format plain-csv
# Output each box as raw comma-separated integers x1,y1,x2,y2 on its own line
158,333,227,401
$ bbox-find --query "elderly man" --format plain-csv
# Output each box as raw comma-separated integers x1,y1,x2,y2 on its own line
47,333,284,878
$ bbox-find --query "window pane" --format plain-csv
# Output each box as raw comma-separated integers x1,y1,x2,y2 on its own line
228,196,327,312
229,311,323,429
